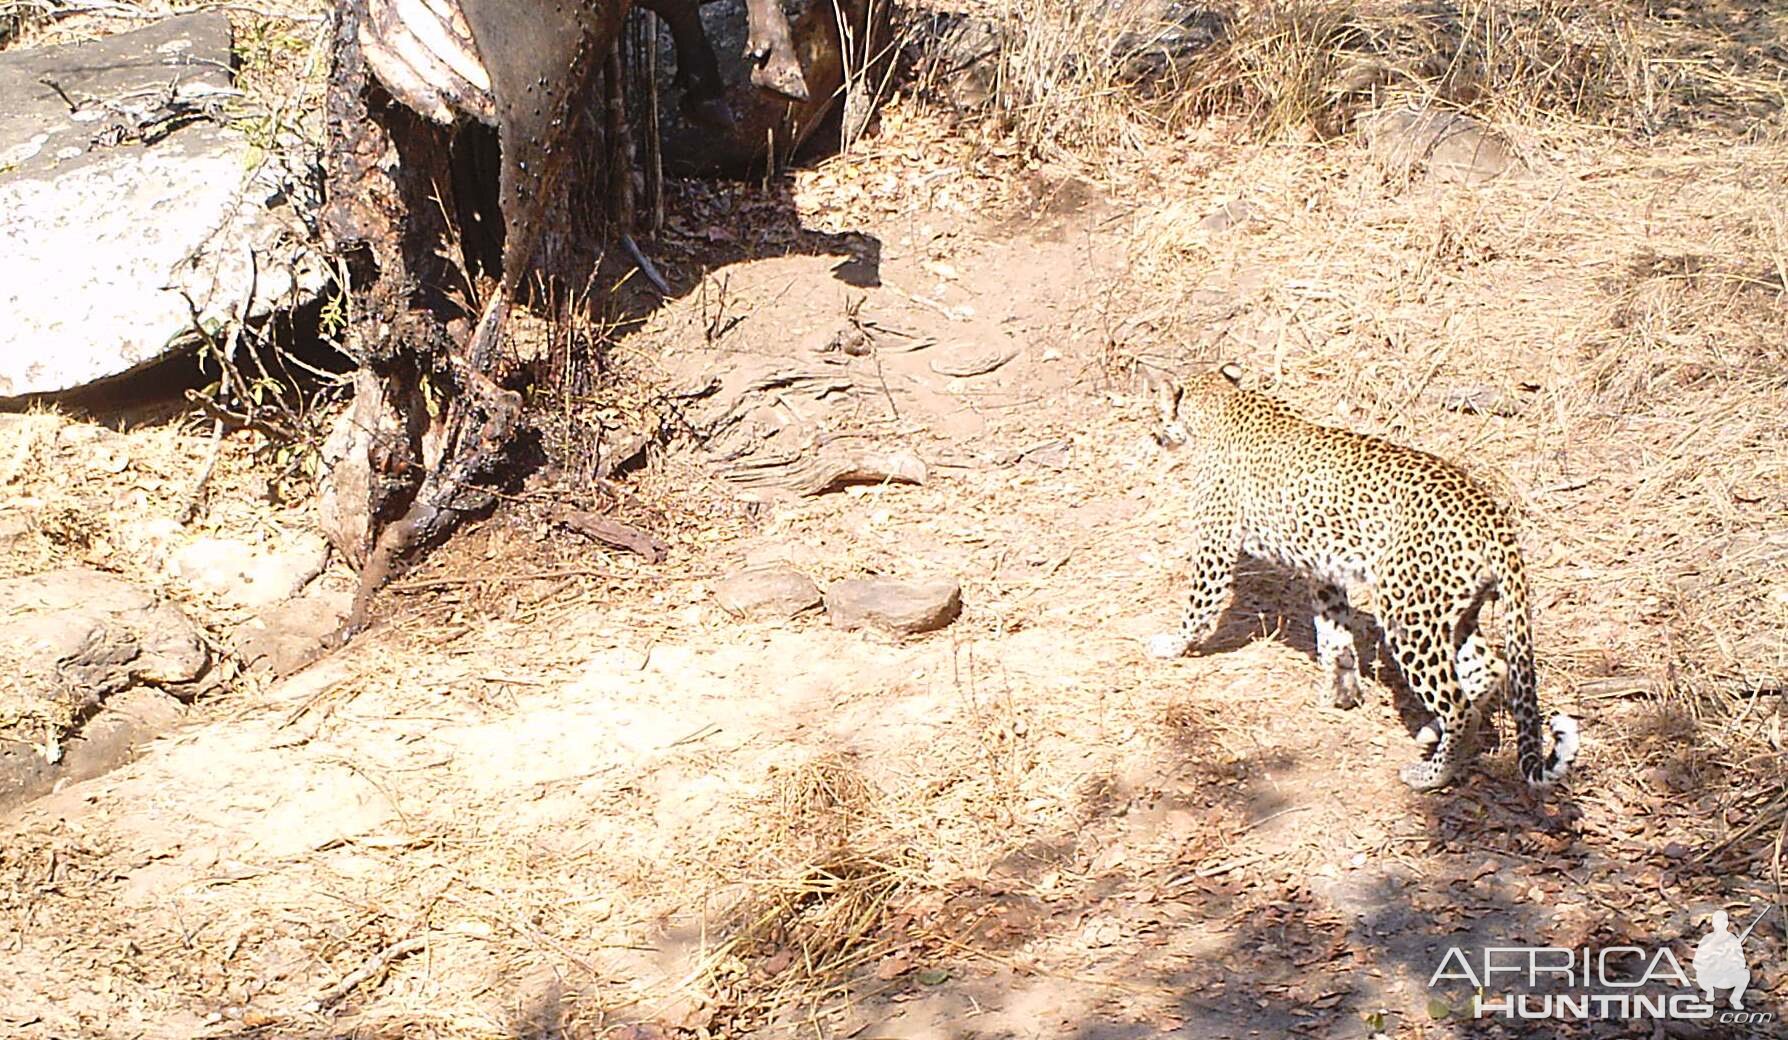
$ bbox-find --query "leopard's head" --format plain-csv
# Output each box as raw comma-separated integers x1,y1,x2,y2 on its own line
1150,375,1188,448
1143,363,1244,448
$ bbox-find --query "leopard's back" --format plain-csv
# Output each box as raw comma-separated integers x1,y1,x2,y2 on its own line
1206,386,1517,591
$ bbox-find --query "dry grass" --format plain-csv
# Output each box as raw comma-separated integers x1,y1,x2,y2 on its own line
3,1,1784,1035
0,0,51,47
695,756,910,1027
972,0,1788,163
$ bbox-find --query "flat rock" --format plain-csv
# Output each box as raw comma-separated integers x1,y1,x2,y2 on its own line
1363,106,1525,186
0,687,186,812
0,568,209,739
825,578,962,635
714,566,824,621
0,12,324,400
166,531,330,610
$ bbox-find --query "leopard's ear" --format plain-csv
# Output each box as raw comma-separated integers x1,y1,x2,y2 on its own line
1135,362,1176,401
1163,379,1184,420
1217,362,1245,387
1135,361,1174,394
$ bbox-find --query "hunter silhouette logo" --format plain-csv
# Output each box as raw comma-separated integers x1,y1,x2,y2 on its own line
1693,909,1761,1011
1429,903,1779,1025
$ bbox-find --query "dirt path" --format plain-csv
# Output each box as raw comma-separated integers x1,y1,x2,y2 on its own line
4,137,1782,1039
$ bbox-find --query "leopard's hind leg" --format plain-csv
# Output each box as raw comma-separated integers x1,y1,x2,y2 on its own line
1378,574,1480,790
1310,580,1362,708
1417,581,1506,755
1449,624,1507,753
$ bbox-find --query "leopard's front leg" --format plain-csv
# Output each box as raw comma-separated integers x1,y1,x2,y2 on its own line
1148,492,1241,659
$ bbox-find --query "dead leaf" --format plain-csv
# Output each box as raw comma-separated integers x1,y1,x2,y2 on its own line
1092,843,1127,873
760,948,795,975
874,951,915,980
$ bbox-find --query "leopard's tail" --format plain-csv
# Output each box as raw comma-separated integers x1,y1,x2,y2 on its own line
1494,539,1579,787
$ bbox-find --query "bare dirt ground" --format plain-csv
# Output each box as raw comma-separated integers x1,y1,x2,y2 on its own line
4,2,1787,1039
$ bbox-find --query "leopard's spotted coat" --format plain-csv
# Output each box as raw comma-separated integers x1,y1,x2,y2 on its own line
1146,365,1578,791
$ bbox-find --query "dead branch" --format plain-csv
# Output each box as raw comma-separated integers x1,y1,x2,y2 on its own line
553,508,670,563
307,936,426,1012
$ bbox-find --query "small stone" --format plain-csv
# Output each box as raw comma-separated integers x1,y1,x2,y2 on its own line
234,586,352,679
1363,106,1525,186
799,327,841,354
0,686,186,811
839,328,872,356
930,346,1017,378
824,578,962,635
713,566,823,621
1198,199,1253,233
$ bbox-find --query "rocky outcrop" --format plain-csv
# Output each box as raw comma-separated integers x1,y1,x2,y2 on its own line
0,12,323,400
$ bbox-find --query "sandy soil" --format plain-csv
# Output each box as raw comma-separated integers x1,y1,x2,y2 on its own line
3,18,1786,1039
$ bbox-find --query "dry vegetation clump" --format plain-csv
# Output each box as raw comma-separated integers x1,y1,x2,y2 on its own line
966,0,1788,162
2,412,240,584
690,756,911,1029
226,3,334,157
657,718,1029,1029
1167,0,1678,136
0,0,38,46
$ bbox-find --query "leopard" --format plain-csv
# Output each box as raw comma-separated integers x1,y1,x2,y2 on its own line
1142,363,1579,791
